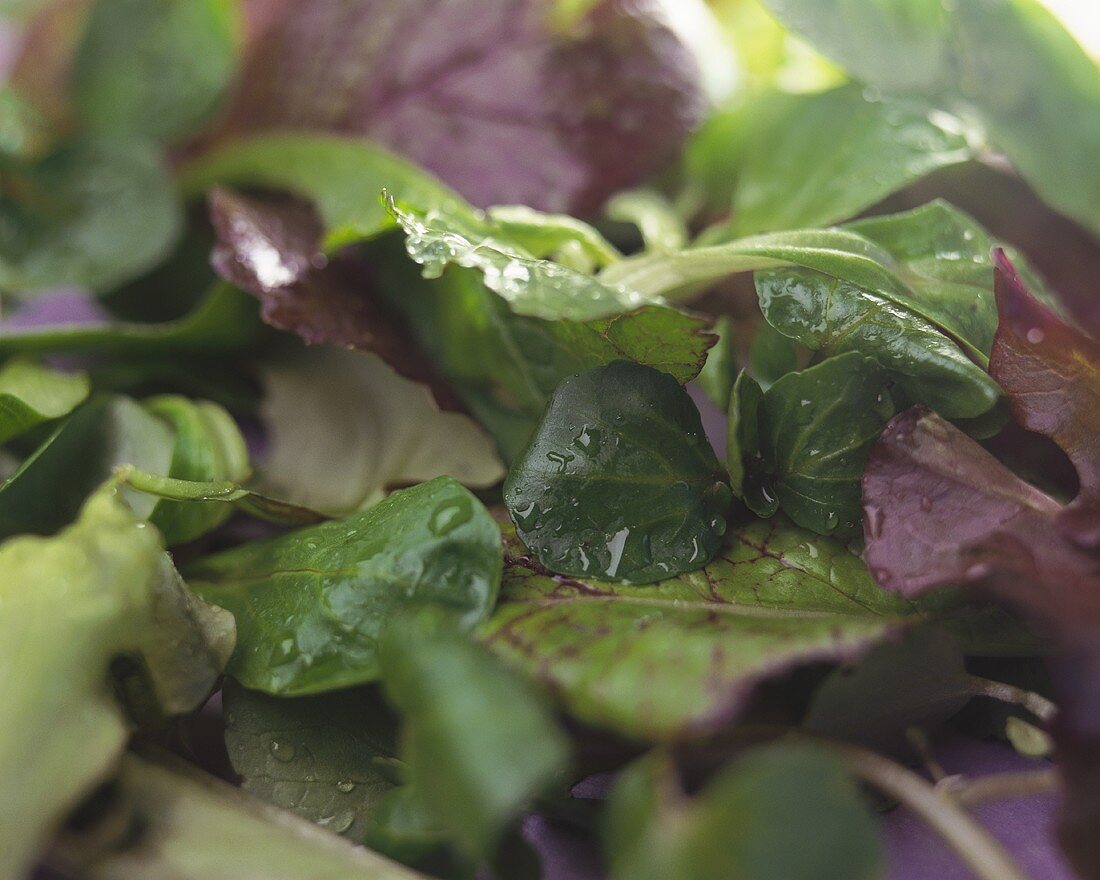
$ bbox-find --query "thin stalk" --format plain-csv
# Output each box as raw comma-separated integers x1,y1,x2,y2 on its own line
946,769,1061,807
967,675,1058,723
828,742,1031,880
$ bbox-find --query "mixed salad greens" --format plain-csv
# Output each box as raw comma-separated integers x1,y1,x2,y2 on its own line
0,0,1098,878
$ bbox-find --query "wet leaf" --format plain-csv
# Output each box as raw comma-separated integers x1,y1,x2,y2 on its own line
481,517,916,740
187,477,503,695
504,361,731,584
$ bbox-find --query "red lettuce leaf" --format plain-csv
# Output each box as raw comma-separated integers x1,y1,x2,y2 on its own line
212,0,704,214
208,186,461,408
862,254,1100,879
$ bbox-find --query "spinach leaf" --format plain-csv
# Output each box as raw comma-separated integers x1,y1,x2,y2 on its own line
604,746,881,880
223,680,401,841
0,136,180,294
726,370,766,506
761,0,1100,236
143,394,251,545
724,84,974,235
504,361,732,584
748,320,798,389
756,266,997,419
73,0,237,142
257,348,503,516
0,284,263,357
379,610,570,861
740,353,897,535
480,518,915,740
53,754,426,880
0,357,88,443
695,315,737,409
187,477,503,696
376,238,714,462
0,486,234,880
0,395,174,540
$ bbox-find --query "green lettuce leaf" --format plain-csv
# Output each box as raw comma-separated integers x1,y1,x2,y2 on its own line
0,357,88,443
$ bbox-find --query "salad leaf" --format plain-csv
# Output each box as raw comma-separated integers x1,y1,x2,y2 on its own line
0,284,263,357
214,0,704,214
379,609,570,861
258,348,504,516
143,394,251,545
695,315,737,409
187,477,503,696
760,0,1100,236
73,0,238,142
0,395,174,540
0,136,180,294
481,518,914,740
54,754,426,880
724,84,974,235
605,190,689,253
0,486,234,880
736,352,896,535
223,680,400,841
504,361,732,583
0,357,89,443
604,745,881,880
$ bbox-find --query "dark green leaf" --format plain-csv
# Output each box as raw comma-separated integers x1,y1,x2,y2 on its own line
380,610,570,861
73,0,238,142
749,353,896,535
143,395,250,545
504,361,732,584
0,486,234,879
761,0,1100,235
756,267,997,418
0,357,88,443
726,84,974,235
0,395,174,540
187,477,503,696
804,627,974,754
364,787,452,869
223,680,400,841
604,745,882,880
0,284,263,357
725,370,770,512
0,136,181,294
481,518,915,740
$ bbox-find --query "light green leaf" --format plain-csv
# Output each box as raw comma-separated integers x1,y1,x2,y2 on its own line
481,518,915,740
143,394,251,545
604,745,882,880
380,610,570,861
0,284,263,357
695,316,737,409
53,754,426,880
726,370,766,506
745,353,896,535
258,348,503,516
73,0,238,142
748,320,798,389
0,487,234,880
0,358,89,443
726,84,974,235
223,680,400,841
179,134,468,249
0,136,181,294
485,204,621,269
0,395,174,540
187,477,503,696
605,190,689,252
504,361,732,584
761,0,1100,235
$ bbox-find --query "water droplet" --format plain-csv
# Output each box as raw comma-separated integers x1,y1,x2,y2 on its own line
331,811,355,833
920,496,934,512
866,505,886,540
572,426,601,454
429,497,473,537
605,527,630,578
270,740,296,763
546,450,575,473
1026,327,1045,345
336,779,356,793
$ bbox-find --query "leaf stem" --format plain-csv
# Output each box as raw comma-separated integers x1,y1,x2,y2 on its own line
827,742,1031,880
942,769,1060,807
966,675,1057,723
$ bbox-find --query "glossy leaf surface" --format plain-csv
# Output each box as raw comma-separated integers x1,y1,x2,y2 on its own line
0,358,88,443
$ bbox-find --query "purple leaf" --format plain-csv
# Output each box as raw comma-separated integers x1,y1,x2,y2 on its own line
212,0,704,214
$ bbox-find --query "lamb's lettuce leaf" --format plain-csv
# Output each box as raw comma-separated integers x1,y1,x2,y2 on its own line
187,478,502,696
0,486,234,880
0,358,89,443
